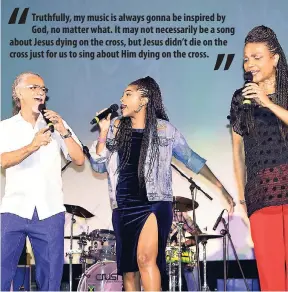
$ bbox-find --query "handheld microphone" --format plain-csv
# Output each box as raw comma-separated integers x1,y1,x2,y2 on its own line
212,209,225,231
38,104,54,133
90,104,119,125
242,71,254,109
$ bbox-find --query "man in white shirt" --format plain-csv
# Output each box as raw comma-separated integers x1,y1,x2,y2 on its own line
0,72,85,291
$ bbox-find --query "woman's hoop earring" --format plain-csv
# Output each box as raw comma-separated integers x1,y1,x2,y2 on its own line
134,104,143,113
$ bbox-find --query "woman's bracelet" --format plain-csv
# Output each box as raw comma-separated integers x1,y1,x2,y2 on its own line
97,136,106,143
239,199,246,205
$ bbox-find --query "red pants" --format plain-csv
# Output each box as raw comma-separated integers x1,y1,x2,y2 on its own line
250,205,288,291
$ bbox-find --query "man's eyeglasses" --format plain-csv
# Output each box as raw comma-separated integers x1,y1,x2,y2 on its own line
22,84,49,94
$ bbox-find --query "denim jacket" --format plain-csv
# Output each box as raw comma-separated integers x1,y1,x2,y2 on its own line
89,118,206,210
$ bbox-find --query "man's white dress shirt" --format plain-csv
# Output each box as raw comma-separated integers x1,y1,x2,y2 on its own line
0,112,82,220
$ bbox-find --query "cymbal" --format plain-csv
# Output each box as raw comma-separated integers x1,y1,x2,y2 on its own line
173,196,199,212
64,204,94,218
186,233,223,241
64,235,83,240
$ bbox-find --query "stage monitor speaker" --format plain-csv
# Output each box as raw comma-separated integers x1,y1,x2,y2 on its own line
217,278,260,291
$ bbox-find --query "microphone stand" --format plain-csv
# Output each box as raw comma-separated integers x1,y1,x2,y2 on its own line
171,164,213,291
220,218,250,291
61,142,91,172
61,141,91,291
62,161,72,172
223,228,227,292
61,159,73,291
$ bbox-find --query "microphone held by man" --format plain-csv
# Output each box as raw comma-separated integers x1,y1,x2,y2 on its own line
38,104,54,132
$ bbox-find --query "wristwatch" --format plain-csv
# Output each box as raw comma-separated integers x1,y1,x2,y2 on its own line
61,129,72,139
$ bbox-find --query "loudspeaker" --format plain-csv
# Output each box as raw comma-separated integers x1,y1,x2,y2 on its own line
11,266,31,291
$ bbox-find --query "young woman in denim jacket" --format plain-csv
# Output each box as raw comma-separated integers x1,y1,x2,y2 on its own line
90,76,235,291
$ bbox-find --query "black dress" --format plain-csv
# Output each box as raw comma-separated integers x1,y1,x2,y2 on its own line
112,129,173,279
229,92,288,217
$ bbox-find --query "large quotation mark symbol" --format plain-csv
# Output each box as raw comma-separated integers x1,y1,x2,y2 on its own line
214,54,235,71
8,8,29,24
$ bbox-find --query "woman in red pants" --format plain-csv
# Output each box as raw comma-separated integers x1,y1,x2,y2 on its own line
230,25,288,291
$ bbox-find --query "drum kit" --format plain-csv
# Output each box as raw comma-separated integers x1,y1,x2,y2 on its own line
166,197,223,292
64,197,223,292
64,204,121,291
